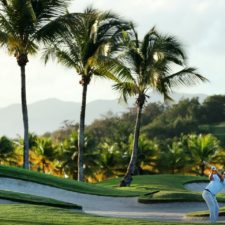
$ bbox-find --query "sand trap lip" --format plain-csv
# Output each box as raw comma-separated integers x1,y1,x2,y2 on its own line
184,182,225,193
0,177,222,221
0,199,21,204
184,182,208,192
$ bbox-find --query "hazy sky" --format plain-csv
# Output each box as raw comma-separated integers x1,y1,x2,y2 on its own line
0,0,224,107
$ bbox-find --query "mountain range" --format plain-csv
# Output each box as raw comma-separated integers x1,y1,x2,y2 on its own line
0,92,207,137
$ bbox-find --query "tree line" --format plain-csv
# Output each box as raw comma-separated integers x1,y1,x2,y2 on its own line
0,1,209,185
0,95,224,182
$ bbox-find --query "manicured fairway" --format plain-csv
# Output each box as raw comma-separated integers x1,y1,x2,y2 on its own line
2,166,225,222
97,174,217,203
0,204,222,225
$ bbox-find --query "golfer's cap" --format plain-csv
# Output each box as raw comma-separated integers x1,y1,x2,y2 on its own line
211,166,217,171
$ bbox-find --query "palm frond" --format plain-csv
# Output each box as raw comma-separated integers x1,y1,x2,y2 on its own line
34,12,72,43
0,0,7,7
0,30,8,46
0,13,15,36
31,0,69,22
95,56,133,82
57,49,80,70
113,81,138,103
163,67,208,88
42,45,57,64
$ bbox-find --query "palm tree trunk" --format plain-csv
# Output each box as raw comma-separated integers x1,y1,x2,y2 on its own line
78,83,88,181
20,65,29,169
120,105,143,186
200,162,205,176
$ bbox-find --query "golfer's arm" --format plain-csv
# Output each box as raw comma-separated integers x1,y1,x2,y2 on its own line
209,173,214,181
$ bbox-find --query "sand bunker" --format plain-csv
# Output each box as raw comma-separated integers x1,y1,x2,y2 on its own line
184,182,225,193
0,177,222,222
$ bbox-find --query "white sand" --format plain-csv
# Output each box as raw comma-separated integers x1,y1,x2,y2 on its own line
184,182,208,192
0,178,224,222
184,182,225,193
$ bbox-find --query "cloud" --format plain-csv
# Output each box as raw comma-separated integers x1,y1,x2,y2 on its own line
0,0,224,107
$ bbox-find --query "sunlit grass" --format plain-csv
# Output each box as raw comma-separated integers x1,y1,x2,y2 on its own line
0,204,216,225
0,165,140,197
96,174,225,203
0,190,81,209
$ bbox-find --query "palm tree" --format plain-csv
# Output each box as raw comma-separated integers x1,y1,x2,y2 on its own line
187,134,221,176
43,8,130,181
0,136,14,165
158,139,188,174
110,25,208,186
0,0,71,169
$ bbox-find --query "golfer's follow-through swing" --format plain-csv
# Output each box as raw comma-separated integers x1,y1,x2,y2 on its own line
202,161,225,223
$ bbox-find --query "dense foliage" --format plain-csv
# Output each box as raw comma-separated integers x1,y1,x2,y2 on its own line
0,95,224,181
0,2,223,184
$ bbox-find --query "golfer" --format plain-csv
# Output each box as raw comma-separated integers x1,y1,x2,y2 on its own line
202,166,224,223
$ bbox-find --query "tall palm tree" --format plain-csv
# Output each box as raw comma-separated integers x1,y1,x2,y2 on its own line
43,8,130,181
110,25,208,186
0,0,71,169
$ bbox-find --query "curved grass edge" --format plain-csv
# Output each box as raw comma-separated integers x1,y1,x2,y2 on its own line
0,204,203,225
138,190,205,204
183,179,208,185
137,177,209,204
186,208,225,218
0,165,140,197
0,190,82,210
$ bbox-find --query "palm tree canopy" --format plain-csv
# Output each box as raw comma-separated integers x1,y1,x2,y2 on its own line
43,7,131,80
187,134,220,161
111,26,208,104
0,0,70,56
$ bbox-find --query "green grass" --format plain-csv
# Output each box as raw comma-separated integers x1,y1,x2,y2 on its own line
139,191,204,203
1,167,225,223
187,204,225,218
0,190,81,209
2,166,224,204
97,174,223,203
98,174,208,191
0,165,140,197
2,165,225,205
0,204,221,225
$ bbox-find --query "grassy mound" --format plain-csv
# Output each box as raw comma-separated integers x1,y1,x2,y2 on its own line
0,165,140,197
97,174,225,203
2,165,225,204
0,190,81,209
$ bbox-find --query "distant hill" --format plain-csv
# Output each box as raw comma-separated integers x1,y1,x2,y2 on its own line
0,92,207,137
0,99,129,137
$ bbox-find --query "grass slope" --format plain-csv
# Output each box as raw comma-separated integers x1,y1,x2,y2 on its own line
97,174,225,203
0,204,219,225
0,190,81,209
1,167,225,222
0,166,140,197
2,165,225,204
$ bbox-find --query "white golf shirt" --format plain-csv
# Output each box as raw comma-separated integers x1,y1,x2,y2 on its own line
205,174,224,195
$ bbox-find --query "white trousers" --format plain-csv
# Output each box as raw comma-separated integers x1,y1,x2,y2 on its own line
202,190,219,223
